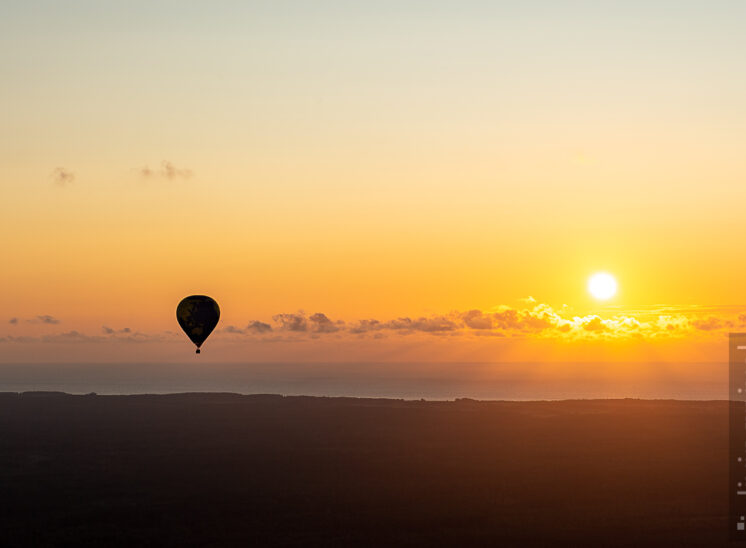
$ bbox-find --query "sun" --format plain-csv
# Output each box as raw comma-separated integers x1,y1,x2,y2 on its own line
588,272,617,300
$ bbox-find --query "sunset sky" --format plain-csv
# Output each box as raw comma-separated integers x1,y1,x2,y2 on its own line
2,2,746,370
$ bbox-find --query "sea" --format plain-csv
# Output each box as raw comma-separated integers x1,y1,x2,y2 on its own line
0,361,728,400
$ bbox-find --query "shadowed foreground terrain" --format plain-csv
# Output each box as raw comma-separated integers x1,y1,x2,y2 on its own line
0,393,728,547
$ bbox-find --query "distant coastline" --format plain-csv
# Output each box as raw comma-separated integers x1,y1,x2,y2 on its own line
0,361,727,400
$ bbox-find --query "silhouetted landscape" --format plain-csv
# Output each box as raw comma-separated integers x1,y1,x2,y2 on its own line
0,393,728,546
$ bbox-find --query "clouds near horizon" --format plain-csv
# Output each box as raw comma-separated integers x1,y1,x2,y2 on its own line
28,315,60,325
3,301,746,350
237,302,746,342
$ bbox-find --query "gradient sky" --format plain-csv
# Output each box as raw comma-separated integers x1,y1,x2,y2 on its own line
2,1,746,368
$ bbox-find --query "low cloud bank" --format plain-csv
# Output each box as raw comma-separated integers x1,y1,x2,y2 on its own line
4,301,745,346
237,302,746,342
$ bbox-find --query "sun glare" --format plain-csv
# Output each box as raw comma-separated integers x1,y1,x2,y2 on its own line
588,272,617,300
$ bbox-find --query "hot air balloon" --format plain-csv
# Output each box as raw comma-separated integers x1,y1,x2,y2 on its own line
176,295,220,354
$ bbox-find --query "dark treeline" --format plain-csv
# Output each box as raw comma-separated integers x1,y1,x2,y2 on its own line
0,393,728,546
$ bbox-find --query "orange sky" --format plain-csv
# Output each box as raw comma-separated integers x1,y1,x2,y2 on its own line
2,2,745,370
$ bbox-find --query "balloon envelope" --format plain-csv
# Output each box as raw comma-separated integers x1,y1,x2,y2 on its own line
176,295,220,352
